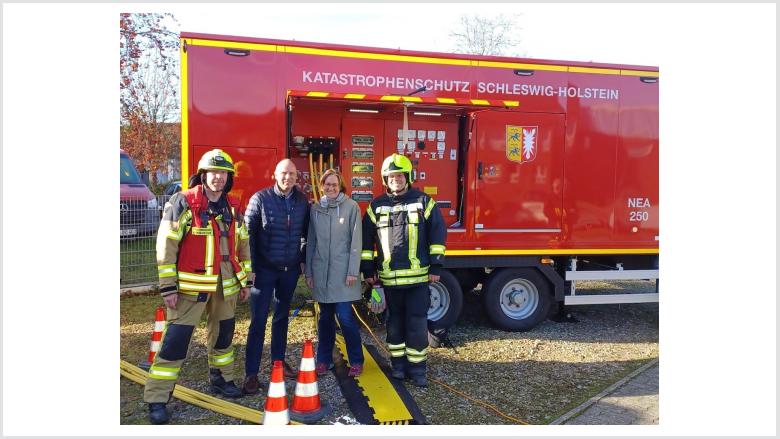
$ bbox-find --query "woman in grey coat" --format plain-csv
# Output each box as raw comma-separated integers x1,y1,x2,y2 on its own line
305,169,365,377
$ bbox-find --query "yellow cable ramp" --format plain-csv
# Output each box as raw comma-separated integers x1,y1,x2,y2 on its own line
120,360,302,425
350,304,530,425
334,333,414,424
319,303,417,424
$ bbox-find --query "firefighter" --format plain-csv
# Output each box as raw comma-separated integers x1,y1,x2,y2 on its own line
144,149,253,424
361,153,447,387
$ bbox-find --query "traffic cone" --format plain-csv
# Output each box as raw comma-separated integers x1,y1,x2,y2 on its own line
263,360,290,425
138,306,166,371
290,339,331,423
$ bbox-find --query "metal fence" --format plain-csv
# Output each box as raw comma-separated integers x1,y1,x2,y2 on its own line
120,194,172,287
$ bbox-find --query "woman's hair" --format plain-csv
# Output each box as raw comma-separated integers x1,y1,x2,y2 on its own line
319,168,346,193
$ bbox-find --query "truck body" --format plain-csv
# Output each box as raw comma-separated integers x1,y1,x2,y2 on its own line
180,32,659,331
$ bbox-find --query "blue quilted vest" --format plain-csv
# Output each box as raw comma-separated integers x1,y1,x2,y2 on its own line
252,186,310,271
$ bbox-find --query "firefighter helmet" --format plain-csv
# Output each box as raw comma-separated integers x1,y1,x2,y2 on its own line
381,153,414,185
189,149,235,191
197,149,235,174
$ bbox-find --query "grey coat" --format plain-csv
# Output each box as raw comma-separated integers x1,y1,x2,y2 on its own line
305,194,363,303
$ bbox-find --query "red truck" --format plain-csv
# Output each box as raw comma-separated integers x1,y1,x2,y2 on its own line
179,32,659,331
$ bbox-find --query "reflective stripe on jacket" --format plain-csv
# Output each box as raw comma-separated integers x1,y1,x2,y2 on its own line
156,186,252,296
361,188,447,287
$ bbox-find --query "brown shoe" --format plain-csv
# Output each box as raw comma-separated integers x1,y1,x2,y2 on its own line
242,375,260,395
282,360,297,379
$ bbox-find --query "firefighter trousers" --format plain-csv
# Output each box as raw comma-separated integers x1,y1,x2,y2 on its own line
385,283,430,375
144,286,238,404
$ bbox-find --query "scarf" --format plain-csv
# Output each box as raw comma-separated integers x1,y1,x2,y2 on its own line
318,192,345,218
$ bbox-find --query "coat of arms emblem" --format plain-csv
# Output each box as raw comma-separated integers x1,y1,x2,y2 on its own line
506,125,538,164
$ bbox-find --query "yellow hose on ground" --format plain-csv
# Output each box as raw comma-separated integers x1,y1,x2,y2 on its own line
120,360,302,425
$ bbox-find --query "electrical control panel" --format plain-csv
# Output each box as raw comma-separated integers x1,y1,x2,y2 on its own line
290,100,461,225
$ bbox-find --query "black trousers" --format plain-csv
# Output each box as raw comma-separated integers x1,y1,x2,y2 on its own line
386,283,429,364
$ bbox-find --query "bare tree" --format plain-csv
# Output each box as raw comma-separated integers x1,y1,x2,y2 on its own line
121,53,180,186
449,14,522,56
120,13,178,91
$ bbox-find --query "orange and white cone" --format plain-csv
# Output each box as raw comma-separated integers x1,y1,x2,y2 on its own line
138,306,166,371
263,360,290,425
290,339,331,423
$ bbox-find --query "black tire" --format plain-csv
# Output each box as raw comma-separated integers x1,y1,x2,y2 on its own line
427,270,463,330
482,268,552,332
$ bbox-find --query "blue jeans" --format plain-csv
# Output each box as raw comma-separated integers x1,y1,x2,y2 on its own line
317,301,364,367
245,266,300,377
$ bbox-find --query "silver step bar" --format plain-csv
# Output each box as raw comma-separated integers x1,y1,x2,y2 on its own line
565,269,659,281
564,257,659,305
565,293,659,305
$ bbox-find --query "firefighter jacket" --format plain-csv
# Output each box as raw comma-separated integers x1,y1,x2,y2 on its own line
156,186,252,297
361,188,447,287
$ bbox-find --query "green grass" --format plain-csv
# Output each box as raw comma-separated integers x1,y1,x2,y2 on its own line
120,277,314,368
120,237,157,286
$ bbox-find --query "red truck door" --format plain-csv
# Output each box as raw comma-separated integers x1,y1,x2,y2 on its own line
472,111,565,231
382,116,460,227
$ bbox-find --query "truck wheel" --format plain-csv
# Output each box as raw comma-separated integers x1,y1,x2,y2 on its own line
428,270,463,330
482,268,552,332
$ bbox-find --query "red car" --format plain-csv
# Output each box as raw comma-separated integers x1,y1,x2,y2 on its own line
120,150,159,237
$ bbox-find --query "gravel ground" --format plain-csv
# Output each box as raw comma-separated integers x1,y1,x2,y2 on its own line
120,280,658,425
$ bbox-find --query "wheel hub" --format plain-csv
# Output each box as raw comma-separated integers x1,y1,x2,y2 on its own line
506,288,527,307
499,279,539,320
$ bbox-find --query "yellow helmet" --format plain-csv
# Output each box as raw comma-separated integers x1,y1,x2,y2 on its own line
197,149,235,174
381,153,414,185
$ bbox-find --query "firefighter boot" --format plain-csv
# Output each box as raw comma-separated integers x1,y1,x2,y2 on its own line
407,361,428,388
390,356,407,380
209,368,243,398
148,403,170,425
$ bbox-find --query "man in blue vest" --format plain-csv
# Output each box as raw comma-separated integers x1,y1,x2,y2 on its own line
243,158,310,394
